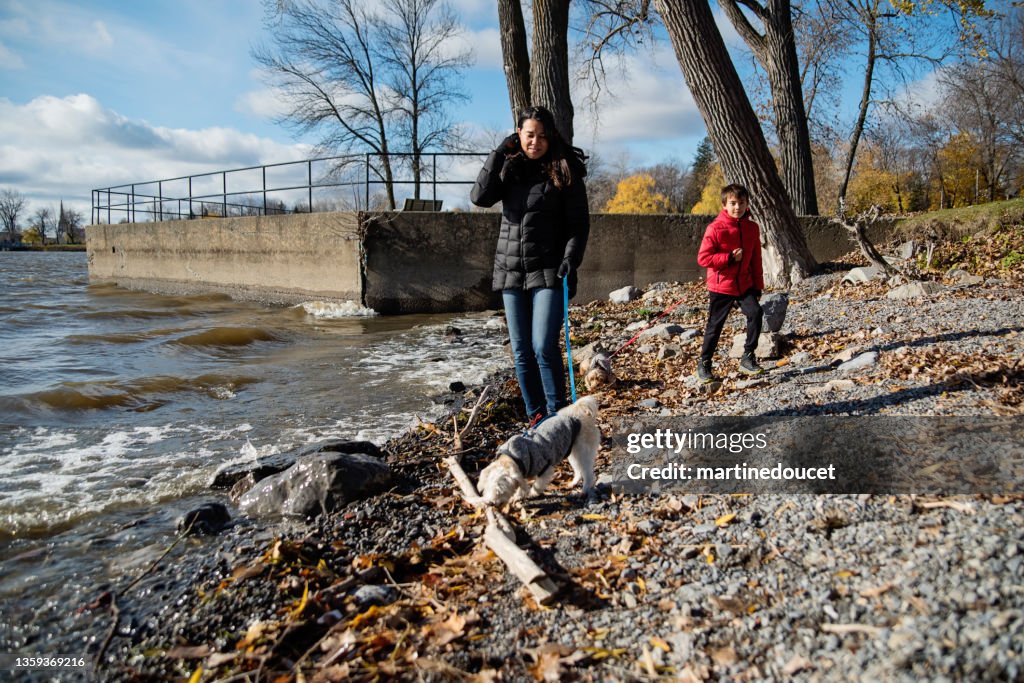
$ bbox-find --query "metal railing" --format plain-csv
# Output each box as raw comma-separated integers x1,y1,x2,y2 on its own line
91,151,488,225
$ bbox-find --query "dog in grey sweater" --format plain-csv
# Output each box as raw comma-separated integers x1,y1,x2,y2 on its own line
470,395,600,507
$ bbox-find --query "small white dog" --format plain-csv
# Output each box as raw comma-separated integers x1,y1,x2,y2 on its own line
470,395,601,507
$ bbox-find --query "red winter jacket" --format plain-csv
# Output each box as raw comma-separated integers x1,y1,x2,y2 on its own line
697,209,765,296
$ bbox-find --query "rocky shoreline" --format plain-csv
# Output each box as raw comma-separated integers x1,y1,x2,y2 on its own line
65,230,1024,682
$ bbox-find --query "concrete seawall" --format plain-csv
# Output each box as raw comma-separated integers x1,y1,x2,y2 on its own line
87,212,892,314
87,213,362,305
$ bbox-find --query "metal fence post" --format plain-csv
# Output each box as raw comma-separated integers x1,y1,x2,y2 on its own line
263,165,267,216
158,180,163,222
131,184,136,223
365,153,370,209
308,160,313,213
222,171,227,218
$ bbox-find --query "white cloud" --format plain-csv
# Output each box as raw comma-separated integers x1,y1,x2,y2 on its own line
450,27,502,70
447,0,496,22
574,44,704,148
0,94,311,215
0,40,24,69
92,20,113,48
0,17,30,37
235,87,292,120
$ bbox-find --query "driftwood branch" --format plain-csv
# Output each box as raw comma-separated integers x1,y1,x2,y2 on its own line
833,202,903,278
458,385,492,443
443,457,559,605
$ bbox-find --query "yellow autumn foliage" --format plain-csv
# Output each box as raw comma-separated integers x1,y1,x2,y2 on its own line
603,174,673,213
690,163,726,215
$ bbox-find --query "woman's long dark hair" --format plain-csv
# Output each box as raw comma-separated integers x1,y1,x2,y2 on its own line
515,106,587,189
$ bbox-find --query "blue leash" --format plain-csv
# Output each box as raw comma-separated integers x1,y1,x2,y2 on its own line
563,276,576,403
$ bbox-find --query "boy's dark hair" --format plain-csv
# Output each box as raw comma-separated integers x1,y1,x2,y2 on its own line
720,183,750,204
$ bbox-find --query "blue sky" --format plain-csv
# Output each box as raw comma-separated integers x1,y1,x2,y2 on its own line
0,0,726,216
5,0,978,218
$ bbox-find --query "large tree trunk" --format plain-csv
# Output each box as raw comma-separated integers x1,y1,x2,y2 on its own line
498,0,531,123
721,0,818,216
655,0,816,287
531,0,574,143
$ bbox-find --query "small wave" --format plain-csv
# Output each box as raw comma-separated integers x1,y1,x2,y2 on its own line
82,309,184,320
170,327,281,347
67,332,158,345
297,300,378,318
11,374,260,412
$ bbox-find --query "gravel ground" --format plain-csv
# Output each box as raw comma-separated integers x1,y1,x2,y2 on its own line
63,270,1024,682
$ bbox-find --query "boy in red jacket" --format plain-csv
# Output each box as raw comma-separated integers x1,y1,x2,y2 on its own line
695,184,765,382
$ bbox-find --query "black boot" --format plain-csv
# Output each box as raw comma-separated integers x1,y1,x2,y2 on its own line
739,351,764,376
696,357,715,383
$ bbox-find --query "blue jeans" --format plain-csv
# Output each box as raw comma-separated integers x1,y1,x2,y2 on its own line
502,287,566,418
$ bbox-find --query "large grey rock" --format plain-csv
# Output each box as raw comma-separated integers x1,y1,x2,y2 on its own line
946,268,984,287
640,323,687,341
177,502,230,535
610,286,642,304
729,332,783,359
842,267,881,284
657,344,681,360
573,340,610,369
238,452,392,519
899,241,916,260
886,281,945,299
760,292,789,332
211,439,382,489
838,351,879,372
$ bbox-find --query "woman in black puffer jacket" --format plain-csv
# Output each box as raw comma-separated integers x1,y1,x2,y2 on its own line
470,106,589,423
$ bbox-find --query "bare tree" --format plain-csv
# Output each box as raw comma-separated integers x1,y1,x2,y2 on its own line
0,188,26,238
824,0,993,210
375,0,472,198
32,206,53,245
254,0,470,209
720,0,819,215
640,159,691,212
940,61,1018,201
653,0,816,287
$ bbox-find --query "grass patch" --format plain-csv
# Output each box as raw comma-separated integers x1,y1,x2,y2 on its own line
898,198,1024,240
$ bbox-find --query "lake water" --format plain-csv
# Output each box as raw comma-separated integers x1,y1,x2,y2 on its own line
0,251,510,652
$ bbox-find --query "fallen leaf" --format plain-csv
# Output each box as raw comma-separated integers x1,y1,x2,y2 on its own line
820,623,883,637
165,645,211,659
859,582,895,598
231,562,266,581
783,655,814,675
580,513,608,521
715,513,737,527
649,636,671,653
710,595,746,615
288,582,309,620
711,646,737,666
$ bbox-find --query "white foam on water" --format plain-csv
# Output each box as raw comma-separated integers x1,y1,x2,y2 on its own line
356,314,510,391
298,300,378,318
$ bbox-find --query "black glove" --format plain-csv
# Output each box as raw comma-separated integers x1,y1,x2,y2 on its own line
497,134,519,156
557,259,572,279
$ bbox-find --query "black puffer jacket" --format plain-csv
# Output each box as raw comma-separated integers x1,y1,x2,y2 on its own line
470,148,590,298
